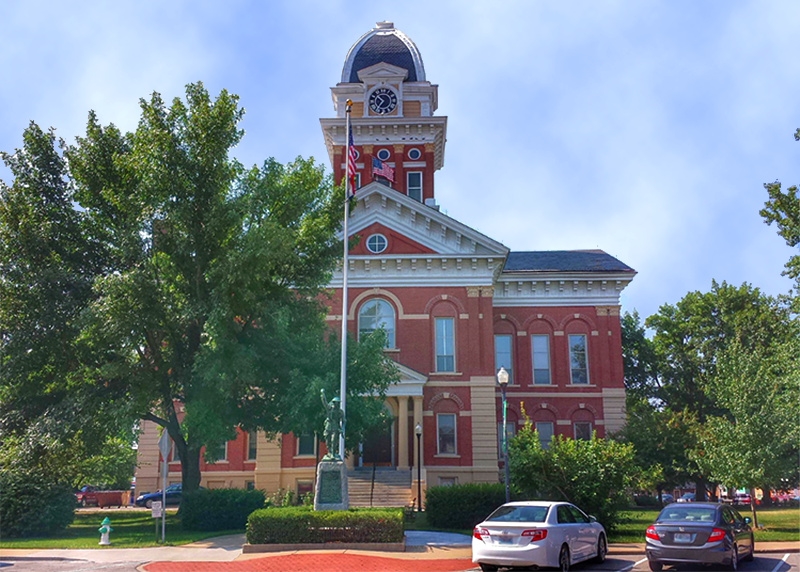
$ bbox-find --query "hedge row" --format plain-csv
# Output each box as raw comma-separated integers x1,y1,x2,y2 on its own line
0,470,76,537
246,507,403,544
425,482,508,530
181,488,266,531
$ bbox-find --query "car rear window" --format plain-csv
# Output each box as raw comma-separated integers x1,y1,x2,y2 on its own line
485,505,549,523
658,507,717,523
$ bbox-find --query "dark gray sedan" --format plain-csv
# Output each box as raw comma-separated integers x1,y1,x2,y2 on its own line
645,502,754,571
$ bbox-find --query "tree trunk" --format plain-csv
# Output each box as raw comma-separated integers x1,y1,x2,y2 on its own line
759,486,773,507
708,481,718,502
181,447,203,493
696,476,708,501
749,488,759,529
657,486,664,507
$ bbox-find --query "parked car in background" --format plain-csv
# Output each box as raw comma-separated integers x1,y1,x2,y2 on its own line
677,492,695,503
645,502,754,571
472,501,607,572
734,493,752,505
135,483,185,508
660,493,675,504
75,485,129,508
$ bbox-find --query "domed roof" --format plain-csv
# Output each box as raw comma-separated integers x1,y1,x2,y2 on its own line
341,22,426,83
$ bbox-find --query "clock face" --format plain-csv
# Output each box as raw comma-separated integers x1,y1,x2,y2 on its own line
369,88,398,115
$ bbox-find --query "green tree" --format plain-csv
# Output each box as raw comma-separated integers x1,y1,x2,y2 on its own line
644,281,792,500
0,83,394,493
508,426,652,532
695,334,800,525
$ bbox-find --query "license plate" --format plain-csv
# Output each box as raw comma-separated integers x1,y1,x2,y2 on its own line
674,533,692,543
497,537,514,545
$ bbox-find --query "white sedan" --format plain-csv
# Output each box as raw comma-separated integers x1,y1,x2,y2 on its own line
472,501,607,572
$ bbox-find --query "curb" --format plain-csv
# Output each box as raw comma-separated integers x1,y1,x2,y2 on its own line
606,545,800,556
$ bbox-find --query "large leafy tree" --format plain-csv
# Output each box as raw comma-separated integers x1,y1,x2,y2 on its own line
0,83,395,492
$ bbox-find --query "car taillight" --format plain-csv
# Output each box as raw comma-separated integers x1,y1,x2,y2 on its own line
646,525,659,541
473,527,489,541
521,529,548,541
707,528,725,542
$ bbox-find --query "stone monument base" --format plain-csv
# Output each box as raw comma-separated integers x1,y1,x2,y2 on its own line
314,460,349,511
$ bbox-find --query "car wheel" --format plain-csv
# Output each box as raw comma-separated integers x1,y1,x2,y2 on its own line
145,499,153,509
595,534,607,563
479,564,498,572
559,545,570,572
648,560,663,572
744,537,754,562
729,544,738,571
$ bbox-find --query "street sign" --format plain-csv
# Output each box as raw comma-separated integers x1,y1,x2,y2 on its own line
158,431,171,461
151,500,163,518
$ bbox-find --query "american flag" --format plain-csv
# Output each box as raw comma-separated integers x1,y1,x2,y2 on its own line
372,157,395,183
346,128,357,196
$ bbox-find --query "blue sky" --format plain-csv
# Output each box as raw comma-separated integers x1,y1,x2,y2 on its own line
1,0,798,320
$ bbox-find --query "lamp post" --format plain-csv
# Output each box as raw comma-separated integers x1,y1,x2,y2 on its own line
497,366,510,503
415,423,422,512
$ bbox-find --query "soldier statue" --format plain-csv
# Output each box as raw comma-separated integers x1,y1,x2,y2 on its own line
321,389,343,461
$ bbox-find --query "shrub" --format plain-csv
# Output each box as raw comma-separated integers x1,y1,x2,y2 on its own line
509,426,644,531
181,488,266,531
634,494,658,507
0,470,76,537
426,483,508,530
246,507,403,544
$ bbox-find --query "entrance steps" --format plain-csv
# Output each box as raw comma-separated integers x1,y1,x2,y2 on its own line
348,468,412,508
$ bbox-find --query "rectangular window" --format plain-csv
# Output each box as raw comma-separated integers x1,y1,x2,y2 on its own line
437,413,457,455
297,433,315,456
531,335,551,385
297,480,314,497
208,441,226,463
574,422,592,441
171,440,180,462
494,334,513,384
568,334,589,384
435,317,455,372
497,422,516,458
353,173,361,190
247,430,257,461
407,172,422,202
438,477,458,487
245,481,255,491
535,422,554,449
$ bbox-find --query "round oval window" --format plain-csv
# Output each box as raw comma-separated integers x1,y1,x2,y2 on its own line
408,148,421,160
366,234,387,253
376,148,391,161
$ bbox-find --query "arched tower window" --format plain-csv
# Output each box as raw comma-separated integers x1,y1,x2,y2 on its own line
358,299,395,348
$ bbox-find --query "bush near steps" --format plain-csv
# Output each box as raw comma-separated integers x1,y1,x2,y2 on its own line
246,507,404,544
181,488,266,531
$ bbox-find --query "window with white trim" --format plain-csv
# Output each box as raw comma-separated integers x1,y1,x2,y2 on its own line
408,148,421,160
568,334,589,384
494,334,513,384
207,441,227,463
376,148,390,161
358,299,395,348
353,173,361,190
535,422,554,449
531,335,551,385
435,317,455,372
247,430,257,461
437,413,457,455
297,433,315,456
407,172,422,202
574,422,592,441
438,477,457,487
366,234,387,253
171,440,180,462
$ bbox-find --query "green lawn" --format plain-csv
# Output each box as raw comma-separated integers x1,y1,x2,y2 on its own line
0,510,243,549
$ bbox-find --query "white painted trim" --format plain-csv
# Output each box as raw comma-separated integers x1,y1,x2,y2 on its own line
436,413,457,455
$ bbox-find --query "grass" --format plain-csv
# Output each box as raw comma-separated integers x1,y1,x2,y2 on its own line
404,511,472,537
0,510,243,549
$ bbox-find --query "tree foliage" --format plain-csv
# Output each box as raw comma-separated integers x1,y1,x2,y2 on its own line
0,83,395,492
509,426,652,531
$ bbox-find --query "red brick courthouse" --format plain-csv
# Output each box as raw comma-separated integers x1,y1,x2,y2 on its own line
134,22,636,505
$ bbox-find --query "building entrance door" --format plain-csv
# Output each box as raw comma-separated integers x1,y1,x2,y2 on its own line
361,422,393,467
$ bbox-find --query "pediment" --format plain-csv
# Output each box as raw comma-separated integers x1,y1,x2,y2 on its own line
357,62,409,82
385,362,427,397
343,182,509,258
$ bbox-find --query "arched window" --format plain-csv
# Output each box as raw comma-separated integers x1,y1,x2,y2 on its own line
358,299,395,348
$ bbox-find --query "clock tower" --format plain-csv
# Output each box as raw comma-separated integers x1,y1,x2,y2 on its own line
320,21,447,205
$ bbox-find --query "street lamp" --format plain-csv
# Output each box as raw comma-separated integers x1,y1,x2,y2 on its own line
497,366,510,503
415,422,422,512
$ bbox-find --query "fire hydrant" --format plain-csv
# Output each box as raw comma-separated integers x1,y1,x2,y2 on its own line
98,517,113,546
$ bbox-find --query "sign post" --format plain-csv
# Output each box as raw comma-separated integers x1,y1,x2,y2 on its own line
151,500,162,542
157,431,171,544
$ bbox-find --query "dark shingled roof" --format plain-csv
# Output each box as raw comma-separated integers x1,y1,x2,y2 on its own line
350,34,417,82
503,250,635,273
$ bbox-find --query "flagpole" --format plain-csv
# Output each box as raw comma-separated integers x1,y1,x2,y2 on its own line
338,100,353,460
